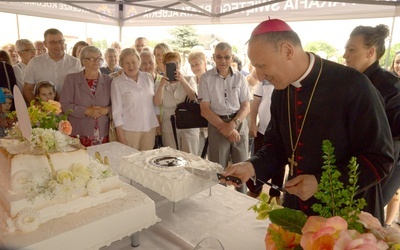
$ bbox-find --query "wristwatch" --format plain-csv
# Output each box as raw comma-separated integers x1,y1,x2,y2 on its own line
234,118,241,126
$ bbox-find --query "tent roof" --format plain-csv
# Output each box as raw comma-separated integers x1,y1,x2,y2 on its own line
0,0,400,27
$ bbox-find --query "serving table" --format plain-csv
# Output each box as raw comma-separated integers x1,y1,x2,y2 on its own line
90,142,268,250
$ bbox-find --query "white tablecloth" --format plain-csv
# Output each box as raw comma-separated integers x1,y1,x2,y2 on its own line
90,142,268,250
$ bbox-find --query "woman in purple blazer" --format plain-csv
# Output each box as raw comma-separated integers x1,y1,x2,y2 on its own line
60,46,112,147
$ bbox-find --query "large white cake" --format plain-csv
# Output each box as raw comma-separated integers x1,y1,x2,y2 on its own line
0,136,125,233
117,147,224,202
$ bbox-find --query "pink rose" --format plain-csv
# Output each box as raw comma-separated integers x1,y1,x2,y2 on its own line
265,223,301,250
301,216,348,250
358,212,382,230
58,120,72,135
334,230,388,250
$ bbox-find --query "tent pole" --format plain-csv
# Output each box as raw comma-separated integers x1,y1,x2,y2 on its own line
385,15,396,69
118,3,123,46
119,24,122,44
16,14,20,40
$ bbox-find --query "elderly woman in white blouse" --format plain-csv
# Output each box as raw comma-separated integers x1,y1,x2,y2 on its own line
111,48,159,150
154,51,199,154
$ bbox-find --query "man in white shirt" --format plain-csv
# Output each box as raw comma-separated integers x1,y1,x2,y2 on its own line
23,28,82,102
33,41,47,56
134,37,148,53
13,39,36,91
198,42,251,193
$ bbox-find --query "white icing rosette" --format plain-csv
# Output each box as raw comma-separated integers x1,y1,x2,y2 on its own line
11,169,33,194
87,178,101,197
72,163,91,180
14,207,41,232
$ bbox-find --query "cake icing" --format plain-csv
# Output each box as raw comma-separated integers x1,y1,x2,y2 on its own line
0,136,125,233
117,147,224,202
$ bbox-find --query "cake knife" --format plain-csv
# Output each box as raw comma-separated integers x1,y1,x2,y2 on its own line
257,179,285,192
184,167,242,185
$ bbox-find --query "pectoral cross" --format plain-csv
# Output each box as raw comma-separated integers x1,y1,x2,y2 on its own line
288,153,298,176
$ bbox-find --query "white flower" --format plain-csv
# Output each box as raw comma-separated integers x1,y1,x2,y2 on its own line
11,170,33,194
87,179,101,197
72,163,91,180
58,178,76,199
29,128,72,152
14,207,41,232
73,177,87,196
56,169,74,184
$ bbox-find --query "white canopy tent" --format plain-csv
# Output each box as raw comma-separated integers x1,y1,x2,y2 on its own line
1,0,400,66
0,0,399,28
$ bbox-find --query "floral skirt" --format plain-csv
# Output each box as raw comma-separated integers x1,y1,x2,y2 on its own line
73,135,109,147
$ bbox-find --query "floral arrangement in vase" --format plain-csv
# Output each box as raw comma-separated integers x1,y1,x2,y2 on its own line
250,140,400,250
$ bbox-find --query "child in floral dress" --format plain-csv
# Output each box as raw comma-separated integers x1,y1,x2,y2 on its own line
0,88,14,137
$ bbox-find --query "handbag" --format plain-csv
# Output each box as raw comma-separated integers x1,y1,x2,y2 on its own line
174,96,208,129
108,118,117,142
154,134,163,149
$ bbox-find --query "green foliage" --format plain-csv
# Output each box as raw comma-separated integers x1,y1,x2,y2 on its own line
312,140,366,233
269,208,308,235
248,193,282,220
381,42,400,70
168,25,199,52
304,41,337,58
231,45,238,54
92,39,108,52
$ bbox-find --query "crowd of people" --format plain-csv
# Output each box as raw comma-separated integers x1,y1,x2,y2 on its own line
0,20,399,228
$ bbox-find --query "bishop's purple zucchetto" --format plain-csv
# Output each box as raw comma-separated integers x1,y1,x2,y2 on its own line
251,18,293,36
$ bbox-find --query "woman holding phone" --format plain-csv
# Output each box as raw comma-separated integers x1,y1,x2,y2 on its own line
153,51,199,154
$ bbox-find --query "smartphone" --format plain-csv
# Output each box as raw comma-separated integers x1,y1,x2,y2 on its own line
166,62,177,82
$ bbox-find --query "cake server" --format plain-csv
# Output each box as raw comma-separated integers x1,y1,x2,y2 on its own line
184,167,242,185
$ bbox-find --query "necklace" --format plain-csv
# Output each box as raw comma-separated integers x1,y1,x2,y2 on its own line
287,57,323,176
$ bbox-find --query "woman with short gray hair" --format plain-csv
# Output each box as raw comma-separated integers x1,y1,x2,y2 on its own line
60,46,113,147
100,47,121,75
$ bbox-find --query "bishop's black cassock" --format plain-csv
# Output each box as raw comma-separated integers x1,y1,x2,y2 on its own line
250,54,394,224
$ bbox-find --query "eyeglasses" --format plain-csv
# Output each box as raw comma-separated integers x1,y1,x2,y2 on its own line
21,49,37,53
85,57,102,62
47,39,65,45
215,55,232,61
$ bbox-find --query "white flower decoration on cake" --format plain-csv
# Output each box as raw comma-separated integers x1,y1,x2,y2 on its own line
72,163,91,180
14,207,41,232
11,169,33,194
87,179,101,197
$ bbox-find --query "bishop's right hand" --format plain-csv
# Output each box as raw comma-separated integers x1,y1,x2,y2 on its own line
220,162,255,188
